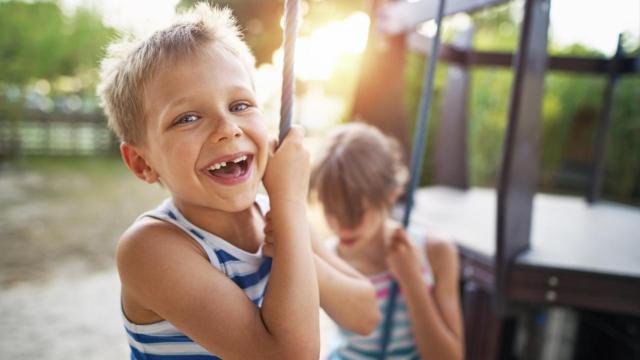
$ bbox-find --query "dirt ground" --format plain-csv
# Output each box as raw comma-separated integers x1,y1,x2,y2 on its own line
0,156,338,359
0,157,166,359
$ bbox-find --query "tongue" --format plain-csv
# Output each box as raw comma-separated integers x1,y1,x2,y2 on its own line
212,163,243,178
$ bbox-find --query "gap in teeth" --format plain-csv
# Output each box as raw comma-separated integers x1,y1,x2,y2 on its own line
208,155,247,171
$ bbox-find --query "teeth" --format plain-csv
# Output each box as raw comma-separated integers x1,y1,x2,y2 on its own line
207,155,247,171
233,155,247,163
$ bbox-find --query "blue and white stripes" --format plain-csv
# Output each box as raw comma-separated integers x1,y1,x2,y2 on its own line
124,322,219,359
124,195,272,359
328,267,433,360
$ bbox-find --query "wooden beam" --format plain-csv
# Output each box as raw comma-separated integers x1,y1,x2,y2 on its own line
509,264,640,316
378,0,508,35
408,32,639,74
495,0,550,314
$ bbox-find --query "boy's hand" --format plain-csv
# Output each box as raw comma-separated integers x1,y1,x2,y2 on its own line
262,125,310,205
385,226,423,281
262,211,274,257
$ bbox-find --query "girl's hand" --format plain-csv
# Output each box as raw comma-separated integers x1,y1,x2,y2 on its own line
262,125,310,205
385,226,423,281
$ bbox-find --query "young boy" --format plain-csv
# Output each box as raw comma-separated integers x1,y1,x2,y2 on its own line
97,4,378,359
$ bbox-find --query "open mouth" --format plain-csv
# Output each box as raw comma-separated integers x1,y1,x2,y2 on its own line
204,153,253,184
339,236,358,246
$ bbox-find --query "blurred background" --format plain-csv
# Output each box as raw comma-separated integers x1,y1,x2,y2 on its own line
0,0,638,358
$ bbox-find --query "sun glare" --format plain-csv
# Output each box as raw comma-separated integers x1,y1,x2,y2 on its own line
273,12,370,82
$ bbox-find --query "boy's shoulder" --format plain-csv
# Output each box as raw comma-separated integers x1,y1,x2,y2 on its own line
117,216,208,272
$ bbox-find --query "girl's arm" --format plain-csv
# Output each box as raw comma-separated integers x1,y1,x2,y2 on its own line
263,219,380,335
386,228,464,360
310,228,380,335
118,127,320,359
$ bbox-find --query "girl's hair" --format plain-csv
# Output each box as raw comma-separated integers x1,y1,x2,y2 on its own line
97,4,255,145
311,122,408,229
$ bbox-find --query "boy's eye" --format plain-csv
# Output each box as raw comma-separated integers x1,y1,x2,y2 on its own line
230,102,251,112
175,113,200,125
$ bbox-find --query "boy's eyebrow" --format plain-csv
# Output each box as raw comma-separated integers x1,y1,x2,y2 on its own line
157,96,192,123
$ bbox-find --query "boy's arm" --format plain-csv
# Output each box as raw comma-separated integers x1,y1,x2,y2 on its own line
259,125,320,357
259,198,319,356
310,228,380,335
386,230,464,360
120,127,319,360
118,221,315,359
264,218,380,335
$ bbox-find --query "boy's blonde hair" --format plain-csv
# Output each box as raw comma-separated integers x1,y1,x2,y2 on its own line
97,4,255,145
311,123,408,229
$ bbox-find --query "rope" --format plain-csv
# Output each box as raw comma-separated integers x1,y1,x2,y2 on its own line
379,0,447,357
279,0,299,144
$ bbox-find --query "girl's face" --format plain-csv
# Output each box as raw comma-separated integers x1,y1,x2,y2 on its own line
325,205,387,251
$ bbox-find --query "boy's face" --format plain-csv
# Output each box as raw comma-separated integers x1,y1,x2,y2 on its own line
135,44,269,213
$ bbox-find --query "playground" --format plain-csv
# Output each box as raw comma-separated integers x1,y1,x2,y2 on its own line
1,0,639,358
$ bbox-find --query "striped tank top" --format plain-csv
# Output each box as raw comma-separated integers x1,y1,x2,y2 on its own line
123,194,272,359
328,229,433,360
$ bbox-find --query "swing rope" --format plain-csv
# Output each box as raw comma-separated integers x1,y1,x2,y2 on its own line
278,0,299,144
277,0,447,357
380,0,447,357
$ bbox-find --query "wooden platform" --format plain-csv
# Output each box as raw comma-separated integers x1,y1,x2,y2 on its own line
410,186,640,315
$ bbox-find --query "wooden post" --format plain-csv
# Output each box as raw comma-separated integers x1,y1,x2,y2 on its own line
496,0,550,313
350,0,411,164
434,27,473,189
587,35,625,203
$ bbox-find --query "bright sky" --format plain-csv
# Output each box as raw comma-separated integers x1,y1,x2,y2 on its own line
61,0,639,56
550,0,639,54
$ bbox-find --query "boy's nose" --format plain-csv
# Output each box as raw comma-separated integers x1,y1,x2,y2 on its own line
211,118,243,143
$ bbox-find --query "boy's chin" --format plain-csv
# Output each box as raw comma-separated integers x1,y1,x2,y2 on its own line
215,191,259,213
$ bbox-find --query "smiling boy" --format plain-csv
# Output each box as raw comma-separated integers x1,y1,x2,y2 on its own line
97,4,378,359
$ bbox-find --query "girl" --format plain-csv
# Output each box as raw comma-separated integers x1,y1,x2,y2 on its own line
311,123,464,360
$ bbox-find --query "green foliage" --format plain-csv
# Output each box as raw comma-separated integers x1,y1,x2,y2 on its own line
605,76,640,201
0,1,116,86
403,2,639,204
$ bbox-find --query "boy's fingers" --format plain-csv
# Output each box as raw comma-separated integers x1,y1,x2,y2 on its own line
262,243,273,257
280,125,305,146
269,138,278,154
288,124,305,137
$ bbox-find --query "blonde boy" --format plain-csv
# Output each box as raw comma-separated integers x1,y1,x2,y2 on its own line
98,4,378,359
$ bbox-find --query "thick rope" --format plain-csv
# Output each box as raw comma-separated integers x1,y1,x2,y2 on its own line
279,0,299,144
379,0,447,357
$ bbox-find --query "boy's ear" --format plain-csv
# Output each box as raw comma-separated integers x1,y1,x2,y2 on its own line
120,142,159,184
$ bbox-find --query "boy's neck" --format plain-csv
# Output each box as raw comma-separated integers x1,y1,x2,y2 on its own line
173,199,264,253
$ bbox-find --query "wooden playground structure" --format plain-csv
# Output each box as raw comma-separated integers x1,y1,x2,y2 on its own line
351,0,640,358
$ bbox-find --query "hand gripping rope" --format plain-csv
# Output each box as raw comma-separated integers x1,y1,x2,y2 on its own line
380,0,447,358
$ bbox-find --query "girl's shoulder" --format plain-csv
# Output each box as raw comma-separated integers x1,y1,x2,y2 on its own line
424,233,459,282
